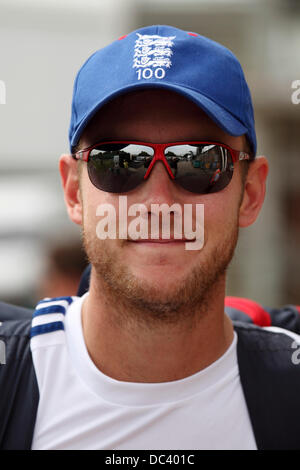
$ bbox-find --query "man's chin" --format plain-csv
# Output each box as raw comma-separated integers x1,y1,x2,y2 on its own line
91,252,225,325
127,264,188,289
84,224,239,325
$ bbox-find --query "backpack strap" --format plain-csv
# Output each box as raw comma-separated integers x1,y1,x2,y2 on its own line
265,305,300,334
0,319,39,450
234,321,300,450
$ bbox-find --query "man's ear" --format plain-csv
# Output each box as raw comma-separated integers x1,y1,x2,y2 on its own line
239,156,269,227
59,154,83,225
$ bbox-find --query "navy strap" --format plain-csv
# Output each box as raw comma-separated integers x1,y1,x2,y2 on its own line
77,264,91,296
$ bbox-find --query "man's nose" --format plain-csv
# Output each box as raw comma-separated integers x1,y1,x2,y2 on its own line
139,159,178,206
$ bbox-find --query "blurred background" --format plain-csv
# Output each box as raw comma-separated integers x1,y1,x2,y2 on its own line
0,0,299,309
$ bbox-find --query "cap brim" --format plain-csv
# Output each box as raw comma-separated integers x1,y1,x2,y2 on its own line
71,82,248,150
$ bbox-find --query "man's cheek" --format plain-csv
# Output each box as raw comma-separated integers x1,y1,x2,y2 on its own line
204,204,237,238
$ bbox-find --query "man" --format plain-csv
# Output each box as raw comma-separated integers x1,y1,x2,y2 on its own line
1,25,300,450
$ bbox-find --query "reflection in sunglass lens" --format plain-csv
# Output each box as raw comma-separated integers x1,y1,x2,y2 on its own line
87,144,154,193
165,144,234,194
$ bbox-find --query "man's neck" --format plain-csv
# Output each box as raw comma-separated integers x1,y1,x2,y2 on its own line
81,274,234,383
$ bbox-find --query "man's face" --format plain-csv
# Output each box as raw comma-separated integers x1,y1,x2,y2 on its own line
74,89,247,321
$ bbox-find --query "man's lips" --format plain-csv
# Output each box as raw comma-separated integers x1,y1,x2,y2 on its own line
127,238,193,243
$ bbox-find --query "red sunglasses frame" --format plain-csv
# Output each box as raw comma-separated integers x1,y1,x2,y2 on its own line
72,140,251,181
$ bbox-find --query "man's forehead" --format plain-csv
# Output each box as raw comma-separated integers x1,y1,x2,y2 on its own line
79,88,228,146
105,88,206,109
92,88,210,119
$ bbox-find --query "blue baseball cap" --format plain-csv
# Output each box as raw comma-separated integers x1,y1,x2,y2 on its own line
69,25,256,155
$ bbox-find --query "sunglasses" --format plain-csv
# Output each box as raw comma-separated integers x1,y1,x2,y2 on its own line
72,141,251,194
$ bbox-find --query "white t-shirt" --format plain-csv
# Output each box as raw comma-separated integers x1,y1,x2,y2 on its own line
30,294,257,450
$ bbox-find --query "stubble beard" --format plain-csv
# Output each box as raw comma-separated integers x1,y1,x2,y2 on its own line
82,221,239,329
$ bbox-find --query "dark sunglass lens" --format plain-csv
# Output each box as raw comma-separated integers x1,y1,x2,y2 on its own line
87,144,154,193
165,144,234,194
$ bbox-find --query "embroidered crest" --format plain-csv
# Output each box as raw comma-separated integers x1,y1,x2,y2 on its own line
133,33,176,80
